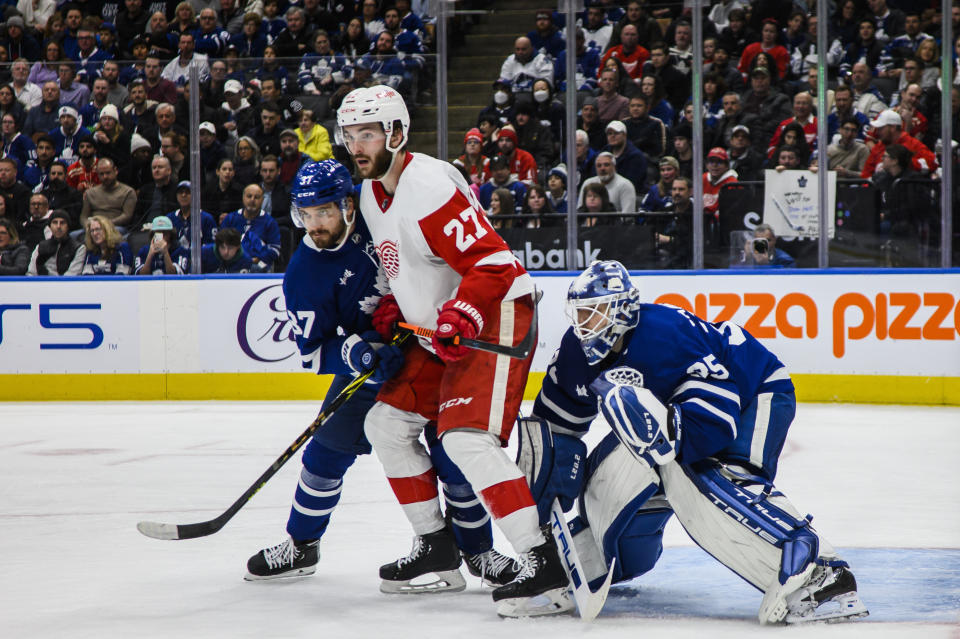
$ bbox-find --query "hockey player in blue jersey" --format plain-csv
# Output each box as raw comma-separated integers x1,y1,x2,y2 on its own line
518,260,867,624
246,160,522,589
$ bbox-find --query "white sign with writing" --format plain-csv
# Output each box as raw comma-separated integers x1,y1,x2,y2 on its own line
762,169,836,239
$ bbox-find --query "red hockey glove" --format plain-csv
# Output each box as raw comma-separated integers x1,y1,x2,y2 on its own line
372,294,403,342
433,299,482,362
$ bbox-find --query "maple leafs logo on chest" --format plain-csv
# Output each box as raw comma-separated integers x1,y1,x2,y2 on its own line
376,239,400,280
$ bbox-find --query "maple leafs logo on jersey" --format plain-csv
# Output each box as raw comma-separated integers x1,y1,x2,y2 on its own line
339,269,354,286
359,263,391,316
376,239,400,280
576,385,589,397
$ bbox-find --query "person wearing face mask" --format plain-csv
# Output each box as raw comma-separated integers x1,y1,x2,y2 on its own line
529,78,564,143
479,80,516,128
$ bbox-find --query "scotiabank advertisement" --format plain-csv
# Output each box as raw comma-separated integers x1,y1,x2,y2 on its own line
0,272,958,379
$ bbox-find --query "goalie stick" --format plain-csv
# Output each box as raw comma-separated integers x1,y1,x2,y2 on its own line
397,299,538,360
550,500,615,621
137,335,407,541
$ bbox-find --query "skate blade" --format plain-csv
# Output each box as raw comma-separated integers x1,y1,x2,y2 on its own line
379,569,466,594
243,565,317,581
496,587,575,618
785,592,869,624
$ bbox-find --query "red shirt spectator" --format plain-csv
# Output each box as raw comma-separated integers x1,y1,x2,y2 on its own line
861,109,937,178
66,140,100,193
496,125,537,185
766,93,817,158
738,19,790,80
599,24,649,80
453,128,491,186
703,147,738,215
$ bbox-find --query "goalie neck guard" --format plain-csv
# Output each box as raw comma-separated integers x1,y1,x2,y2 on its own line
566,260,641,365
336,85,410,158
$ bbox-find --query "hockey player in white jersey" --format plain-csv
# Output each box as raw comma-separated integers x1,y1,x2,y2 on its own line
518,260,868,624
245,160,523,588
336,86,571,617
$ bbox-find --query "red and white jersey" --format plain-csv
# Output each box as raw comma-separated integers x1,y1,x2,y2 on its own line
360,152,534,350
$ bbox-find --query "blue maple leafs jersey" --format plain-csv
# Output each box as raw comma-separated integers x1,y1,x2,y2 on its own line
282,216,387,376
534,303,795,475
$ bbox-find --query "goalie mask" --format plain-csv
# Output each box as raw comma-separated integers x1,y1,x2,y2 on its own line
290,160,356,247
566,260,640,364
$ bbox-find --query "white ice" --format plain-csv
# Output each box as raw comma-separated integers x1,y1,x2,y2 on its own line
1,401,958,638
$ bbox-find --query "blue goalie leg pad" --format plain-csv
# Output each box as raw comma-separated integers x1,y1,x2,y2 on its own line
285,441,357,542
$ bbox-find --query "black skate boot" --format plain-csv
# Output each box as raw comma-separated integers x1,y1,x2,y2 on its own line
379,526,465,594
463,549,522,587
492,536,573,618
783,566,869,624
244,537,319,581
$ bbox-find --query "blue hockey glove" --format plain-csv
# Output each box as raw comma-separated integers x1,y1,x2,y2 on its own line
516,416,587,524
590,367,681,466
341,331,404,383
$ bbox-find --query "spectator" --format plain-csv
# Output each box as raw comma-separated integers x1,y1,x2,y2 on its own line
16,0,56,33
913,41,941,89
727,125,764,181
767,92,818,158
122,80,159,132
486,187,516,229
581,5,613,54
641,43,688,112
702,147,738,216
827,117,870,178
892,59,935,107
3,16,41,62
49,105,90,164
143,56,178,105
530,78,565,143
578,181,616,227
0,157,30,222
889,83,931,147
639,74,675,129
596,68,630,126
194,120,226,184
610,1,663,50
838,19,884,80
671,122,694,178
96,22,121,60
27,209,85,275
578,151,635,215
218,0,244,35
861,109,937,178
577,96,606,150
278,129,308,186
602,120,646,192
121,133,155,191
828,84,870,140
669,20,695,76
90,105,132,169
144,11,177,59
145,103,188,155
740,66,792,155
358,0,384,40
640,155,678,212
866,0,905,45
220,183,282,272
337,16,370,60
453,128,490,187
219,79,256,136
705,43,746,93
201,58,228,109
571,128,597,188
167,180,216,250
476,113,500,158
738,18,789,81
80,157,136,233
259,155,290,225
707,91,759,150
740,223,796,268
162,32,211,87
23,81,60,139
203,157,244,221
477,155,525,213
229,11,267,57
134,155,179,229
116,0,150,57
0,217,29,275
19,192,54,249
78,78,112,127
24,135,57,189
56,62,89,110
136,214,189,274
554,28,600,94
829,0,861,49
512,101,555,171
59,6,82,59
496,125,537,186
66,138,100,194
621,95,664,163
73,28,112,85
40,161,82,227
848,61,888,119
273,7,311,59
28,42,63,88
498,36,553,94
601,24,649,81
257,49,294,97
545,164,568,214
879,12,933,79
655,176,694,268
767,122,812,168
194,7,229,57
201,226,252,273
298,29,351,95
874,143,918,236
527,9,563,58
718,8,759,61
1,113,34,180
774,145,804,171
11,60,41,110
479,80,517,128
233,136,261,186
521,183,553,228
81,215,133,275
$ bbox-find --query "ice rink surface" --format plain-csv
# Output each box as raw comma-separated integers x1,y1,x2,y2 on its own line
2,400,958,638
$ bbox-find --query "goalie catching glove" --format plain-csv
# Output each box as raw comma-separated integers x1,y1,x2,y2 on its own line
341,331,404,383
590,367,682,466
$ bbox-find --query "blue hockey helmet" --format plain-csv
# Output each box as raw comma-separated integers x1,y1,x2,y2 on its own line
565,260,640,364
290,159,355,229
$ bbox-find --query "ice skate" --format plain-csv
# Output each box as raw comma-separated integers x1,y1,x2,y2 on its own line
492,537,574,618
244,537,318,581
379,526,466,594
760,565,868,624
463,549,522,587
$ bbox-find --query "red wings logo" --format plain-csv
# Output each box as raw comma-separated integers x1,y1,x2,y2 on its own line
376,239,400,280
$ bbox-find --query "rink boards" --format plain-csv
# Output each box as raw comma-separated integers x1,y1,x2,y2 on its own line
0,270,958,404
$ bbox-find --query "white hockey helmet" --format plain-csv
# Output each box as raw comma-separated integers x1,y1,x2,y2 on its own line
336,85,410,154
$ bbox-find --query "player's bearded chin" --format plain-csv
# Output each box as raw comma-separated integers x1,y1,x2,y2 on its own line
356,146,394,179
309,222,345,248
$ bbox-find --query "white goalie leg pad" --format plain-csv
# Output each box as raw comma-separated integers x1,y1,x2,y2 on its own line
658,460,843,623
364,402,443,535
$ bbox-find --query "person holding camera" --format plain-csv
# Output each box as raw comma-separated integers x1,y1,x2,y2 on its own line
135,215,190,275
744,223,795,267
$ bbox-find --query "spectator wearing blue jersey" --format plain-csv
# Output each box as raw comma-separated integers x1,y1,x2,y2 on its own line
167,181,216,250
527,9,564,58
298,30,353,95
260,0,286,42
135,215,190,275
220,183,282,272
554,29,601,94
382,6,426,56
48,105,92,164
23,81,61,139
361,32,411,94
73,28,113,86
201,226,252,273
229,12,268,58
192,8,229,57
81,215,133,275
1,113,35,183
477,155,526,214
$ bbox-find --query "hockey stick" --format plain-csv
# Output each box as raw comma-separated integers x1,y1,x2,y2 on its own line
549,500,615,621
396,299,538,360
137,336,407,541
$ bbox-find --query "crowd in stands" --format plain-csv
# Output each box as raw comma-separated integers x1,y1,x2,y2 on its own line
453,0,958,268
0,0,957,275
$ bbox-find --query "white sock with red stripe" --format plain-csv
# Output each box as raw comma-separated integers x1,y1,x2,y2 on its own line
442,429,545,553
365,402,445,535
